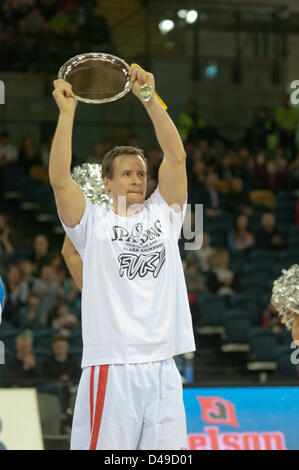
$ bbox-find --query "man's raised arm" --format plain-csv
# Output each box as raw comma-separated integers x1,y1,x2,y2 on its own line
129,66,187,210
49,79,85,227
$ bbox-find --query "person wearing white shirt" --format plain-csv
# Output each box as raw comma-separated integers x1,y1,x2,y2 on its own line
49,65,196,450
0,131,18,166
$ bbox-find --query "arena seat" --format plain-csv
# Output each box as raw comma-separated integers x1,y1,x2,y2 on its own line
34,329,57,350
222,313,252,351
197,295,228,334
249,250,278,263
0,328,22,352
33,347,52,364
69,329,83,349
37,393,62,436
229,296,261,324
247,327,278,371
275,348,298,377
69,347,82,365
276,190,297,203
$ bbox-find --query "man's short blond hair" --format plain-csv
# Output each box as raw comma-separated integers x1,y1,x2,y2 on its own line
102,146,147,179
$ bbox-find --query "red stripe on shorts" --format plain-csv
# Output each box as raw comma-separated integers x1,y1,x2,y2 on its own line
89,365,109,450
90,366,95,431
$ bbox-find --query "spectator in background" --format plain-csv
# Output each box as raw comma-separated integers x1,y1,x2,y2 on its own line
243,107,275,152
146,146,161,182
24,6,45,35
184,258,207,310
256,212,286,250
226,178,253,215
31,234,50,275
275,94,299,159
197,172,227,217
41,134,53,169
58,268,81,315
188,159,206,193
0,213,15,267
49,253,64,279
40,0,59,21
17,291,47,330
256,159,289,193
49,8,76,35
18,259,35,291
18,135,42,172
2,264,28,325
41,335,81,412
261,301,283,333
0,131,18,167
33,264,61,316
217,150,236,180
4,331,40,386
187,232,216,273
51,300,78,331
177,100,206,143
194,140,216,168
227,214,255,253
207,247,241,296
86,141,106,165
288,152,299,190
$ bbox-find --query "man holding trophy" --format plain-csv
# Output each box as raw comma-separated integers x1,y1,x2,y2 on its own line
49,54,195,450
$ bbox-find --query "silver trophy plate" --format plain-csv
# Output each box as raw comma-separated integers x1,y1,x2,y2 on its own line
58,52,132,104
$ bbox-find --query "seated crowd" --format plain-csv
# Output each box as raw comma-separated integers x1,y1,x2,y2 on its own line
0,0,110,71
0,101,299,396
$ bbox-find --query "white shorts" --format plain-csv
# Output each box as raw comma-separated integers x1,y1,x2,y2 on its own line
70,358,187,450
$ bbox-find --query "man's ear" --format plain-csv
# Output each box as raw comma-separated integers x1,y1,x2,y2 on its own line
103,177,111,193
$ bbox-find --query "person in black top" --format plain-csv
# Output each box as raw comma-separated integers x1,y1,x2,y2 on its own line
41,334,81,412
4,331,40,386
255,212,286,250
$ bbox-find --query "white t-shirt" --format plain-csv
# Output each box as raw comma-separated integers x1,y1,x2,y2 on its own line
0,144,18,163
59,186,196,368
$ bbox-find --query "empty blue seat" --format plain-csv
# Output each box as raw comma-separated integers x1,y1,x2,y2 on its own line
230,252,248,272
277,191,296,203
225,306,259,325
249,250,278,263
229,295,261,324
278,250,299,267
197,295,228,326
33,347,52,364
34,329,56,349
223,315,252,343
248,327,278,361
69,328,83,348
207,230,227,248
287,234,299,249
277,328,293,346
241,262,276,276
69,347,82,365
288,226,299,237
275,348,298,377
0,328,22,352
209,213,235,230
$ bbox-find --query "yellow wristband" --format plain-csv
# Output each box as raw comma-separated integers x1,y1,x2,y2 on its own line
130,63,168,110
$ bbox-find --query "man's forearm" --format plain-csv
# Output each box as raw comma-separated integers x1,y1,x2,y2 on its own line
142,95,186,162
49,112,75,187
292,314,299,343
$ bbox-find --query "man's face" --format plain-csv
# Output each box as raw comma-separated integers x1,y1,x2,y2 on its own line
104,154,147,209
16,336,33,355
261,213,275,230
53,340,69,357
